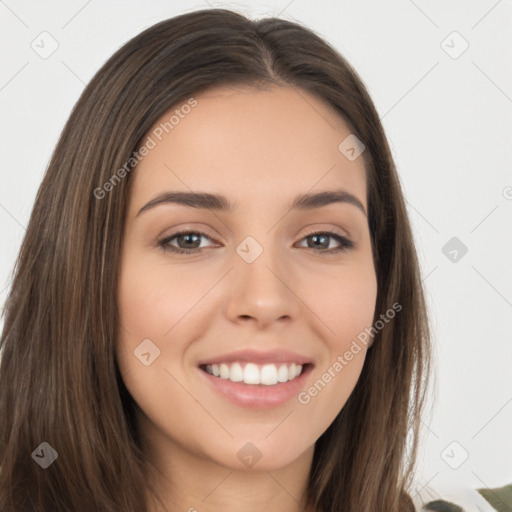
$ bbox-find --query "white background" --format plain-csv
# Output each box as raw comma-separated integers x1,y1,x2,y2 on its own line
1,1,511,510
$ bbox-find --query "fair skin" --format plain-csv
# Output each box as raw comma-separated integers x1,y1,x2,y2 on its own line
116,84,378,512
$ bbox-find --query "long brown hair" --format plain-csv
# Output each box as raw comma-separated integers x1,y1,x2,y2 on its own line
0,8,431,511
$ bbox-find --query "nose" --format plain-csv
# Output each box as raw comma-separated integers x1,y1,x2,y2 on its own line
224,239,301,328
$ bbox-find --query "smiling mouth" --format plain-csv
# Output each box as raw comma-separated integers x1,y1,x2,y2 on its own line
199,362,312,386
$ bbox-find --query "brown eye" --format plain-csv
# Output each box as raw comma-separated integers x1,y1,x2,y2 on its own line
158,230,216,254
297,230,354,253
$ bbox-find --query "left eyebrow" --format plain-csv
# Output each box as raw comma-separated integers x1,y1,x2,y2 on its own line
136,189,367,217
290,189,366,217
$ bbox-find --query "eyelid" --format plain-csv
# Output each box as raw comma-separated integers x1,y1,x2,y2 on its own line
157,227,221,248
300,225,350,242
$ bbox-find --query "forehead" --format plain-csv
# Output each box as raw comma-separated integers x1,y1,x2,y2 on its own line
130,84,367,213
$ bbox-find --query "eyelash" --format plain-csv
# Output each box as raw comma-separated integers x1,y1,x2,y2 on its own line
157,228,355,255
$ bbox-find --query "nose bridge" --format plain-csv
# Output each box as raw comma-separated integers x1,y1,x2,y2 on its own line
236,233,285,292
226,232,299,324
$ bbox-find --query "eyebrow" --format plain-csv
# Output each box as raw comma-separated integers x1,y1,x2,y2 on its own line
136,189,367,217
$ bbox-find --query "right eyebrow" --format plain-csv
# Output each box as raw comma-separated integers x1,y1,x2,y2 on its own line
136,191,233,217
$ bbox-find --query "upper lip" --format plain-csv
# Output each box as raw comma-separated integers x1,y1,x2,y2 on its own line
197,348,313,366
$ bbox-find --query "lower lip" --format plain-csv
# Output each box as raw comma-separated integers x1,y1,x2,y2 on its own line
198,364,313,409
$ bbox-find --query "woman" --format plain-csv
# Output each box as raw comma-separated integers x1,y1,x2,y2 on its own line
0,8,431,512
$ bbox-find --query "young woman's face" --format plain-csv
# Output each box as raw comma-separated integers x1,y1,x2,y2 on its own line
116,85,377,471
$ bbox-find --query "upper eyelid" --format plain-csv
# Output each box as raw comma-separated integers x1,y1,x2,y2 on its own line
162,229,219,244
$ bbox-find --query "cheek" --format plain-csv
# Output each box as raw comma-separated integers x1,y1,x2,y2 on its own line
296,348,366,450
115,251,221,403
304,258,378,348
295,261,377,422
115,253,188,382
115,258,210,441
117,252,206,341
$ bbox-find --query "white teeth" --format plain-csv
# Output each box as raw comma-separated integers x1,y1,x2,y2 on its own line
260,364,278,385
277,364,289,383
244,363,260,384
204,362,304,385
219,363,229,379
230,362,243,382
